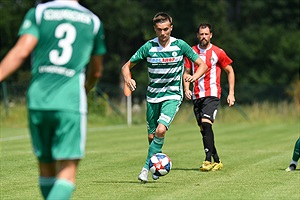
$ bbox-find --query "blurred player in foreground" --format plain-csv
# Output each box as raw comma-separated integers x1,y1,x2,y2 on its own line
285,137,300,171
0,0,106,199
184,23,235,171
122,12,208,183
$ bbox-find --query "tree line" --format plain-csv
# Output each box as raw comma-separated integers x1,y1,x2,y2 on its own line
0,0,299,103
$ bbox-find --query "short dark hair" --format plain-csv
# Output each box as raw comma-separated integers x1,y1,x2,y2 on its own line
153,12,173,25
197,23,212,33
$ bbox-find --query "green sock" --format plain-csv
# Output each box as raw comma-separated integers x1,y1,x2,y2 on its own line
47,178,75,200
292,138,300,163
39,177,56,199
144,136,164,170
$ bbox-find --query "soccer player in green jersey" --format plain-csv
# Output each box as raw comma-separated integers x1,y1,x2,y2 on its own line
122,12,208,183
285,137,300,172
0,0,106,199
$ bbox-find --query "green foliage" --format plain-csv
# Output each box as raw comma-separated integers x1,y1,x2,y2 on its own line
0,0,299,103
82,0,151,91
228,0,300,85
286,79,300,111
0,0,34,63
87,89,107,115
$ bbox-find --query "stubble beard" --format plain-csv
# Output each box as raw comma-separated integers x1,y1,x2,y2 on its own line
200,39,209,48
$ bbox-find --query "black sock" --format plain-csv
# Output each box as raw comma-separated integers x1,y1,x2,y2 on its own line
201,122,214,162
212,147,220,163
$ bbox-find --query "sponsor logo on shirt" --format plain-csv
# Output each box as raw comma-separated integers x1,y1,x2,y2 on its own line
147,56,183,63
172,52,178,57
39,66,75,77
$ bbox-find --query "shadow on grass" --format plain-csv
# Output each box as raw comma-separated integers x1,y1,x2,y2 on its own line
92,180,173,184
278,168,300,172
91,168,201,185
172,167,199,171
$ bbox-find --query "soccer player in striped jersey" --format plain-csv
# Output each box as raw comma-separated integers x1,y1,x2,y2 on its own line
0,0,106,199
122,12,208,183
183,23,235,172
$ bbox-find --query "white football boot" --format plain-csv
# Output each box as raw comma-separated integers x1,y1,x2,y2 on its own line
138,168,148,183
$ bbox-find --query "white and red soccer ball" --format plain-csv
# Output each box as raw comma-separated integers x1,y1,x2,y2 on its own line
149,153,172,176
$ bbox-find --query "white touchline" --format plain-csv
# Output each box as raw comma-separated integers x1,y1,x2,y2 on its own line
0,135,29,142
0,125,129,142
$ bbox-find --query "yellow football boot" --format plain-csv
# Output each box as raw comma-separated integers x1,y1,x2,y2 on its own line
199,161,213,171
212,161,223,171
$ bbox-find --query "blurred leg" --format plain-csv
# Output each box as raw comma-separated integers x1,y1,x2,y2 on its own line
39,162,56,199
46,160,79,200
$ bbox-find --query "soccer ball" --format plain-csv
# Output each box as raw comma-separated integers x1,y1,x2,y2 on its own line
149,153,172,176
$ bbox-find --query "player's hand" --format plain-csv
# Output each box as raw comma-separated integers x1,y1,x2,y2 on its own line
125,78,136,92
184,89,192,100
227,94,235,107
184,74,197,82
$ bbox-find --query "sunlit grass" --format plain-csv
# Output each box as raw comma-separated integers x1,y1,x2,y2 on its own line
1,120,299,199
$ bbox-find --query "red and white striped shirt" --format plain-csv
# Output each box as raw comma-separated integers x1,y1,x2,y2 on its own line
184,44,232,99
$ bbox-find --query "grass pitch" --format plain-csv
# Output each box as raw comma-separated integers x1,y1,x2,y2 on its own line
1,120,299,200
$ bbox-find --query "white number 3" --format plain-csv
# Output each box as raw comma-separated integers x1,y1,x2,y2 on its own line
49,23,76,65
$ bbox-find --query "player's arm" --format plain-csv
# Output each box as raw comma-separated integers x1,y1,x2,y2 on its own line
183,67,193,100
224,64,235,106
184,57,208,82
0,34,37,82
121,60,136,92
85,55,104,94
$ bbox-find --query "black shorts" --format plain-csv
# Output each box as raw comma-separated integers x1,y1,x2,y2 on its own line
193,96,220,125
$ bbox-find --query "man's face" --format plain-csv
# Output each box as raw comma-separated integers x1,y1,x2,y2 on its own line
154,21,173,44
197,27,212,48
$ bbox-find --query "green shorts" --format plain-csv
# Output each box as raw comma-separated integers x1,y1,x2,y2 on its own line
146,100,181,134
28,110,87,163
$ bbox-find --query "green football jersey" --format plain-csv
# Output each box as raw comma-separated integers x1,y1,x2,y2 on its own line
130,37,199,103
18,1,106,113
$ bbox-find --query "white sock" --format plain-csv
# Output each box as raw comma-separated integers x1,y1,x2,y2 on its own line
290,160,298,166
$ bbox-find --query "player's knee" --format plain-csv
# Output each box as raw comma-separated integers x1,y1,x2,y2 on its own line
201,122,212,131
155,125,166,137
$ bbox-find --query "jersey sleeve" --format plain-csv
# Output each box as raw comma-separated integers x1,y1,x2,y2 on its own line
184,56,192,69
92,21,107,55
18,8,39,39
218,49,233,68
129,42,149,64
180,40,199,63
